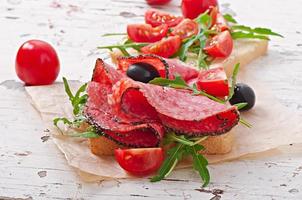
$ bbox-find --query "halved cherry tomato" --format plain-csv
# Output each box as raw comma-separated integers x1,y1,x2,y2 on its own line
171,19,199,40
196,67,229,97
204,30,233,58
145,9,183,28
141,36,181,58
209,7,229,32
15,39,60,85
181,0,218,19
127,24,168,43
114,148,164,176
146,0,171,5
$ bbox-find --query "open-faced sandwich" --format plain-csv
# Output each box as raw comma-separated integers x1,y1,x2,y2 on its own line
54,4,282,186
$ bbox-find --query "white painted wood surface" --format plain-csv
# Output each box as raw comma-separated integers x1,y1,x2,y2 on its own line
1,0,302,199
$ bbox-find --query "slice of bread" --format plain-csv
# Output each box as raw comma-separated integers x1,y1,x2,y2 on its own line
89,39,268,156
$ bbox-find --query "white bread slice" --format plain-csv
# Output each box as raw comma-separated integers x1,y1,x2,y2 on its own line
90,39,268,156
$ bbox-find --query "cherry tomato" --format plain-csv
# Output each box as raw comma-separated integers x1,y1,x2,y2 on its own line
115,148,164,176
204,30,233,58
127,24,168,43
15,40,60,85
196,67,229,97
171,19,199,39
181,0,218,19
145,9,183,28
210,11,229,32
146,0,171,5
141,36,181,58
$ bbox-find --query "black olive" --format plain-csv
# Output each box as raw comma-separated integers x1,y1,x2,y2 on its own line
126,62,160,83
229,83,256,111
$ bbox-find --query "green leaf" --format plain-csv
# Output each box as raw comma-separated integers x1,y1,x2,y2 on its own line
149,75,189,89
178,31,205,61
63,77,74,102
253,27,283,37
187,145,210,187
53,117,72,127
167,133,195,146
223,14,237,24
151,144,185,182
192,84,225,104
226,63,240,101
195,12,211,29
102,33,127,37
197,38,208,70
231,31,270,40
234,102,248,110
240,118,252,128
70,131,100,138
232,25,283,38
98,43,148,55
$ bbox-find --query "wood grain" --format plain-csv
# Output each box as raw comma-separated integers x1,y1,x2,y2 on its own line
1,0,302,199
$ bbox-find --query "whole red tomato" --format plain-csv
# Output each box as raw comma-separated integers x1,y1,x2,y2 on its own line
15,40,60,85
181,0,218,19
146,0,171,5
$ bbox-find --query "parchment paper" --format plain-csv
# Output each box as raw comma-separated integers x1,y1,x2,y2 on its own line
25,68,302,181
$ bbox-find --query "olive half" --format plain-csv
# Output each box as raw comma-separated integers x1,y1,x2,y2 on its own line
229,83,256,111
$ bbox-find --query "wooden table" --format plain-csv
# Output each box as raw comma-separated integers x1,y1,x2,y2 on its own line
1,0,302,199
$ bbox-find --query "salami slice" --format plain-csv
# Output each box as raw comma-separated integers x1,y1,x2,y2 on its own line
117,54,199,82
92,58,124,87
84,60,164,147
110,79,239,136
164,58,199,81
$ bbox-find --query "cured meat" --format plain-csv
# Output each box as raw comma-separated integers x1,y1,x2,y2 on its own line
164,58,199,81
92,58,124,87
110,78,239,136
117,54,199,82
84,59,164,147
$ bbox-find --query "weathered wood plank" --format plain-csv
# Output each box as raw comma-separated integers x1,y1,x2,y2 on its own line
1,0,302,199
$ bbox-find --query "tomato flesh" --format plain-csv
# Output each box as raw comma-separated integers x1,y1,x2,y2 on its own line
115,148,164,176
141,36,181,58
171,19,199,40
196,67,229,97
127,24,168,43
209,7,229,32
145,9,183,28
181,0,218,19
15,40,60,85
204,30,233,58
146,0,171,5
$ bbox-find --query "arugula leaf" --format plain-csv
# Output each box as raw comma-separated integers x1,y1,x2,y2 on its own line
194,11,211,29
102,33,127,37
197,38,209,70
233,102,248,110
232,25,283,37
97,43,148,56
69,131,100,138
151,143,185,182
149,75,189,89
186,145,210,187
253,27,283,37
62,77,88,115
240,118,252,128
192,84,225,104
231,32,270,40
178,31,205,61
226,63,240,101
53,117,72,127
223,14,237,24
